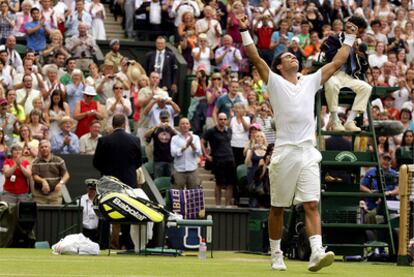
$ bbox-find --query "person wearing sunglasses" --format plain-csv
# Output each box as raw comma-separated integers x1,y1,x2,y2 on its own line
105,82,132,133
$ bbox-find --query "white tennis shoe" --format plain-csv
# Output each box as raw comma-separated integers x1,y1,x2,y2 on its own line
271,251,287,271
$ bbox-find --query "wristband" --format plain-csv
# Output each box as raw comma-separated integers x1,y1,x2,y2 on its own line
241,30,254,46
343,34,356,47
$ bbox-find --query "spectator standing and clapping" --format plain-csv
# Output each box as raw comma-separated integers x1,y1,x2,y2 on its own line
0,1,16,45
6,89,25,124
245,131,268,208
178,11,198,72
42,64,66,107
214,35,242,74
89,0,106,40
206,72,227,129
255,103,276,144
60,57,77,86
192,33,213,75
212,79,244,125
85,63,103,89
65,69,85,116
170,117,201,189
1,35,23,74
17,124,39,163
25,7,52,53
170,0,200,28
143,95,180,129
74,86,104,138
230,103,251,167
270,19,294,59
79,120,101,155
32,139,70,204
13,1,32,38
144,110,176,178
1,144,31,204
65,22,97,72
189,65,208,135
202,112,236,207
195,6,222,51
0,97,17,148
41,30,70,64
50,116,80,154
65,0,92,37
47,89,70,138
144,37,178,95
105,82,132,133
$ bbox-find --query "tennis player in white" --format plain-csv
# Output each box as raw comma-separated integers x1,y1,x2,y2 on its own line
236,12,364,272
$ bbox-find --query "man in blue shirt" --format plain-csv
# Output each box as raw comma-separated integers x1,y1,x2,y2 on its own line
51,116,80,154
25,7,53,52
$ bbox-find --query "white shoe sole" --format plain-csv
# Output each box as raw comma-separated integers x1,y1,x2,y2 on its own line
308,251,335,272
271,265,287,271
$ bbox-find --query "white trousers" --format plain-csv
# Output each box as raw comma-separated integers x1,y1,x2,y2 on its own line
324,71,372,113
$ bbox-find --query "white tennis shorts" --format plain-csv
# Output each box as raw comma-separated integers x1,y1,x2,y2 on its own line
268,142,322,207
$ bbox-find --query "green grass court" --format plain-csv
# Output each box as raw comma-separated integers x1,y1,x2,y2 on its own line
0,249,412,277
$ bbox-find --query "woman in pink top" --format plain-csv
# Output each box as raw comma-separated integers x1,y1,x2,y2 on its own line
13,0,32,37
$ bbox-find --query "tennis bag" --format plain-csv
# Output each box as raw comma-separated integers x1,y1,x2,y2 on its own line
94,176,168,223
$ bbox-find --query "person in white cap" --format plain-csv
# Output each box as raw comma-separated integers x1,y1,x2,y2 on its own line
73,85,104,138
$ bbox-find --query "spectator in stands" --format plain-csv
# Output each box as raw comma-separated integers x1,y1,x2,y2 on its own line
0,49,16,81
212,79,244,125
245,131,268,208
297,20,311,48
143,94,180,128
80,120,101,155
360,152,399,223
5,89,24,124
65,22,97,72
178,11,198,71
189,64,208,135
206,72,227,129
31,96,49,125
225,1,243,46
395,130,414,169
195,6,222,50
254,14,276,66
14,58,45,91
0,97,16,147
28,108,48,142
42,30,70,64
89,0,106,40
192,33,213,75
368,42,388,68
0,128,5,193
17,124,38,163
1,144,31,203
0,1,16,45
388,25,409,54
65,69,85,116
96,60,119,105
60,57,77,86
135,71,169,139
1,35,23,73
25,7,52,52
85,63,103,89
80,180,99,243
270,19,294,59
202,112,236,207
65,0,92,37
244,83,259,119
104,39,123,73
0,58,12,90
74,86,104,138
115,58,132,99
144,110,176,178
50,116,80,154
368,19,388,45
42,64,66,107
40,0,58,29
303,31,321,61
230,103,251,167
105,82,132,133
32,139,70,204
170,117,201,189
47,89,69,138
255,103,275,144
13,1,32,38
383,94,399,120
144,36,178,95
214,35,242,73
379,61,398,87
170,0,200,27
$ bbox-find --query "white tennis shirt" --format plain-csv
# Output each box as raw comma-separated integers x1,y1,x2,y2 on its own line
267,69,322,147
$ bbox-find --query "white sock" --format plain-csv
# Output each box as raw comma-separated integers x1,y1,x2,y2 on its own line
309,235,323,254
330,112,339,122
269,239,281,254
346,111,358,123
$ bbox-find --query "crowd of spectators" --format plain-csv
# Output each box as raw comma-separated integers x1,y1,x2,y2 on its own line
0,0,412,210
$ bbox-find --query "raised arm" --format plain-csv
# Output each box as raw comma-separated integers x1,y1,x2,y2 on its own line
320,21,359,85
236,14,270,84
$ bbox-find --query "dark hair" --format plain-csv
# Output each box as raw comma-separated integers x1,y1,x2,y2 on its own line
112,114,125,129
401,130,414,147
66,57,77,66
0,59,4,66
370,19,381,27
400,108,412,120
49,90,65,112
271,51,287,75
347,15,368,30
377,135,390,153
30,7,39,15
90,119,101,127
